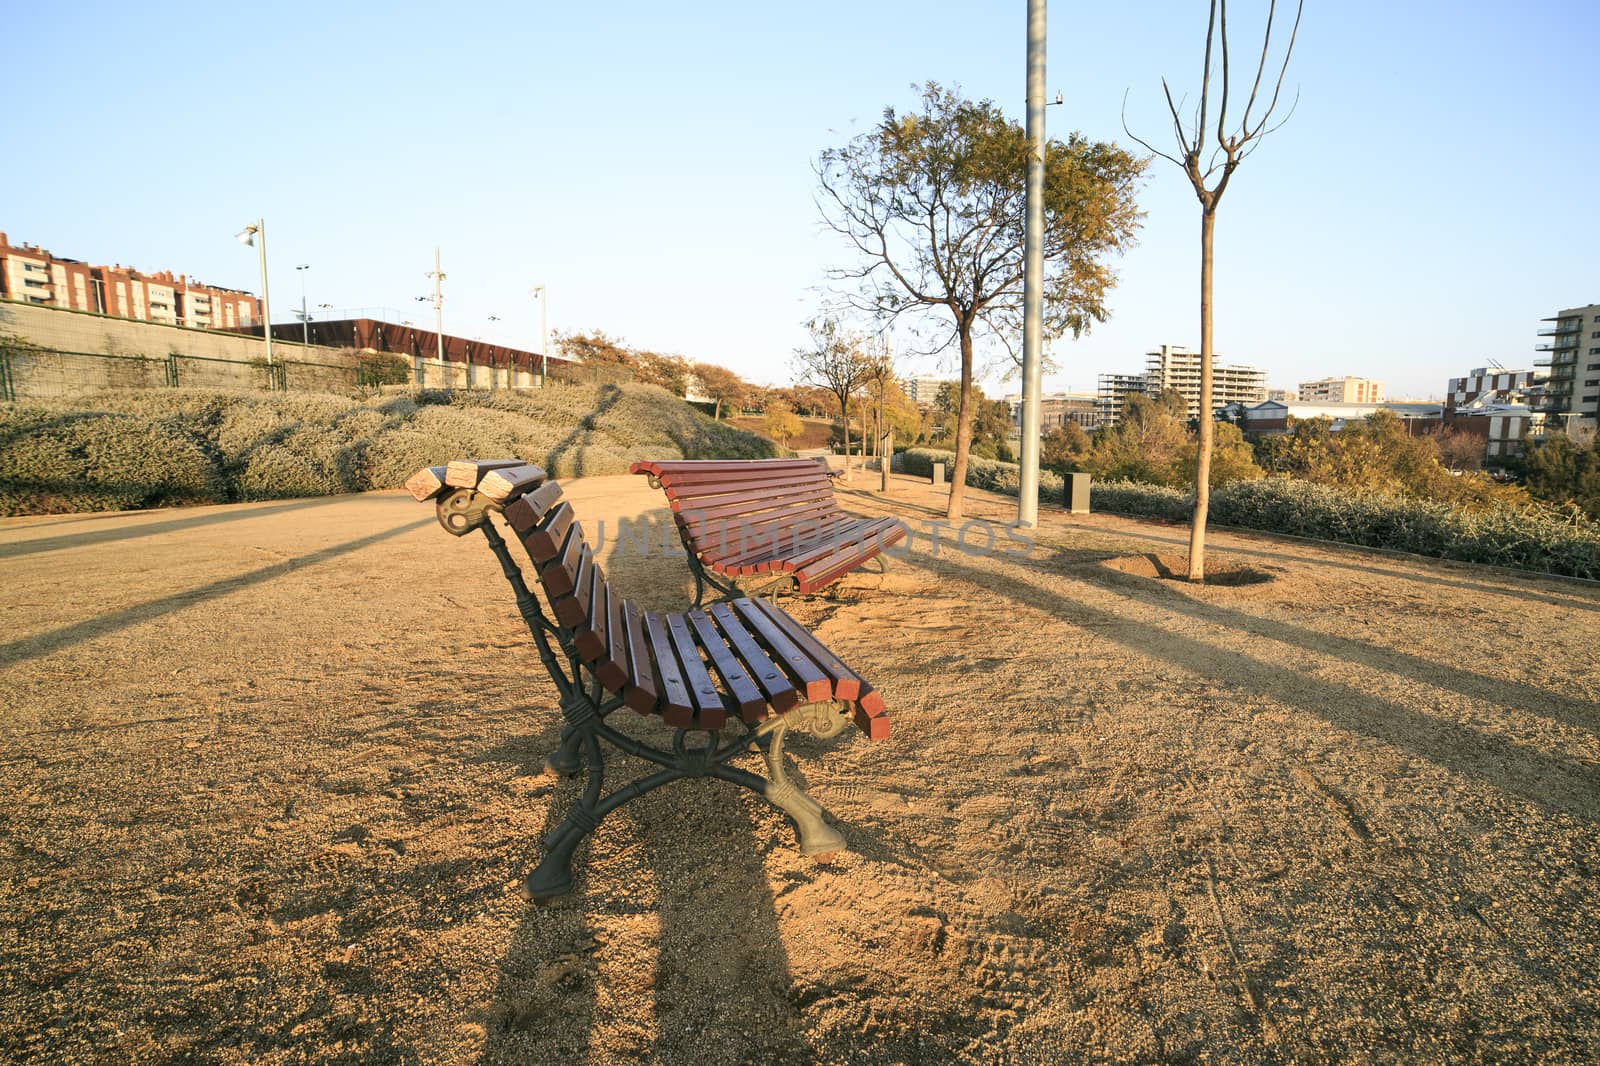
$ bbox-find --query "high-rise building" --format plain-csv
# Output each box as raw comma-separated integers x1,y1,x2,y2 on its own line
1299,376,1384,403
0,232,261,330
1097,344,1267,425
1536,303,1600,433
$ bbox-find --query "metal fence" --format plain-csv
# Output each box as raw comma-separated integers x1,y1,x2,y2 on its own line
0,343,634,402
0,346,367,401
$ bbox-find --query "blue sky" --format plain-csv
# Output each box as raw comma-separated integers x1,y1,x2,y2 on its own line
7,1,1597,399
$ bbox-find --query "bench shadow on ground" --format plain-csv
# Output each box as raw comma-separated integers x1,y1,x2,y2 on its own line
0,513,433,667
473,718,821,1064
0,494,352,560
912,547,1600,821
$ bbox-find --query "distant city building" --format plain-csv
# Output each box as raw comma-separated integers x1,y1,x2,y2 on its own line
1004,391,1099,434
1299,376,1384,403
1096,344,1267,425
1534,303,1600,434
1239,400,1442,435
902,375,952,406
1095,372,1151,426
1444,365,1547,463
0,231,261,330
1266,388,1297,402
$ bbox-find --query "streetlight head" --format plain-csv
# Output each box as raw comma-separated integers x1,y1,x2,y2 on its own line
235,226,257,246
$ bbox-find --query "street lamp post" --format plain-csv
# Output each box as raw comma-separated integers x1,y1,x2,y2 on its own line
531,284,548,386
235,219,272,367
295,264,311,345
426,247,448,384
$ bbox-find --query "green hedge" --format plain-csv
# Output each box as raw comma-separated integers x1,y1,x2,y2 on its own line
895,447,1600,579
1091,477,1600,580
1,383,779,515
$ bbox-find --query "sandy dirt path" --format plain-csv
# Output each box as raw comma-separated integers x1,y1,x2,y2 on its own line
2,472,1597,1063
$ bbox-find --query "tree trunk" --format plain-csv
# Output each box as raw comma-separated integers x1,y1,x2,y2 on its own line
1187,206,1217,582
947,326,976,520
838,392,851,475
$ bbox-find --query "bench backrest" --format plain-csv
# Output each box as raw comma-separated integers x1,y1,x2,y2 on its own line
630,458,848,562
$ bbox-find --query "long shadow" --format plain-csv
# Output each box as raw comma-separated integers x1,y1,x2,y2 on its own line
1064,551,1600,738
0,516,432,667
477,716,817,1064
1052,514,1600,614
914,549,1600,821
0,495,352,559
544,385,624,477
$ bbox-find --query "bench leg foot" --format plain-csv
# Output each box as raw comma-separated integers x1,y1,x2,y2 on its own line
543,725,584,777
720,717,847,858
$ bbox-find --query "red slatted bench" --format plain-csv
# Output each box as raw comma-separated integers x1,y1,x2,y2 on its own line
404,458,890,901
631,458,907,603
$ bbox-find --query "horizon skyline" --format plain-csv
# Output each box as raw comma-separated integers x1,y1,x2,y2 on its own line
7,1,1597,402
0,221,1572,403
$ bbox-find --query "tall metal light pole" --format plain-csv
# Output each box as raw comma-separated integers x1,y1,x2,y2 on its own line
427,247,448,382
1017,0,1047,528
531,284,549,386
235,219,273,366
296,263,311,345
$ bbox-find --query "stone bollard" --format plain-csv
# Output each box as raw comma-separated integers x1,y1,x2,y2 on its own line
931,462,946,487
1063,472,1090,514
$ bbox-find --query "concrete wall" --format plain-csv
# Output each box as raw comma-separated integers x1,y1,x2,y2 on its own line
0,298,349,366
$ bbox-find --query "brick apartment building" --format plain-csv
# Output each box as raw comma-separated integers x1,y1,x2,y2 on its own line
0,232,261,331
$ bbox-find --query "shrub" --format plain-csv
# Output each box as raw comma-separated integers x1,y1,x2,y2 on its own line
0,408,224,514
0,381,777,514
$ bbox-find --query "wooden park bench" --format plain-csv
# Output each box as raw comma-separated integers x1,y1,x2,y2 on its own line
631,458,907,604
404,458,890,901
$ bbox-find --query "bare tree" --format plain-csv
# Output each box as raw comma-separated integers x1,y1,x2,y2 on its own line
861,341,898,491
819,83,1145,520
1125,0,1303,580
794,318,871,475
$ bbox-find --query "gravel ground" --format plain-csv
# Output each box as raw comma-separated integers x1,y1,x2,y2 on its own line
1,471,1597,1064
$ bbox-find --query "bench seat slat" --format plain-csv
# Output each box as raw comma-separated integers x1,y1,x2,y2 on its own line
595,587,630,692
644,612,694,721
794,530,902,595
686,609,765,717
709,514,857,572
679,499,843,559
622,601,659,715
730,598,833,704
707,603,797,717
665,613,727,730
735,516,898,575
575,568,609,661
749,598,865,702
504,481,564,534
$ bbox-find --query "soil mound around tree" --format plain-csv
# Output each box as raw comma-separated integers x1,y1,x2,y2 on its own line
1102,551,1276,588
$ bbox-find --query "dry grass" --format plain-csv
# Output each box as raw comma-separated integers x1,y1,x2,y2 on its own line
1,472,1597,1063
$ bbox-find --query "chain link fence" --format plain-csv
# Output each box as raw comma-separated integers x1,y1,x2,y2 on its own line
0,345,372,401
